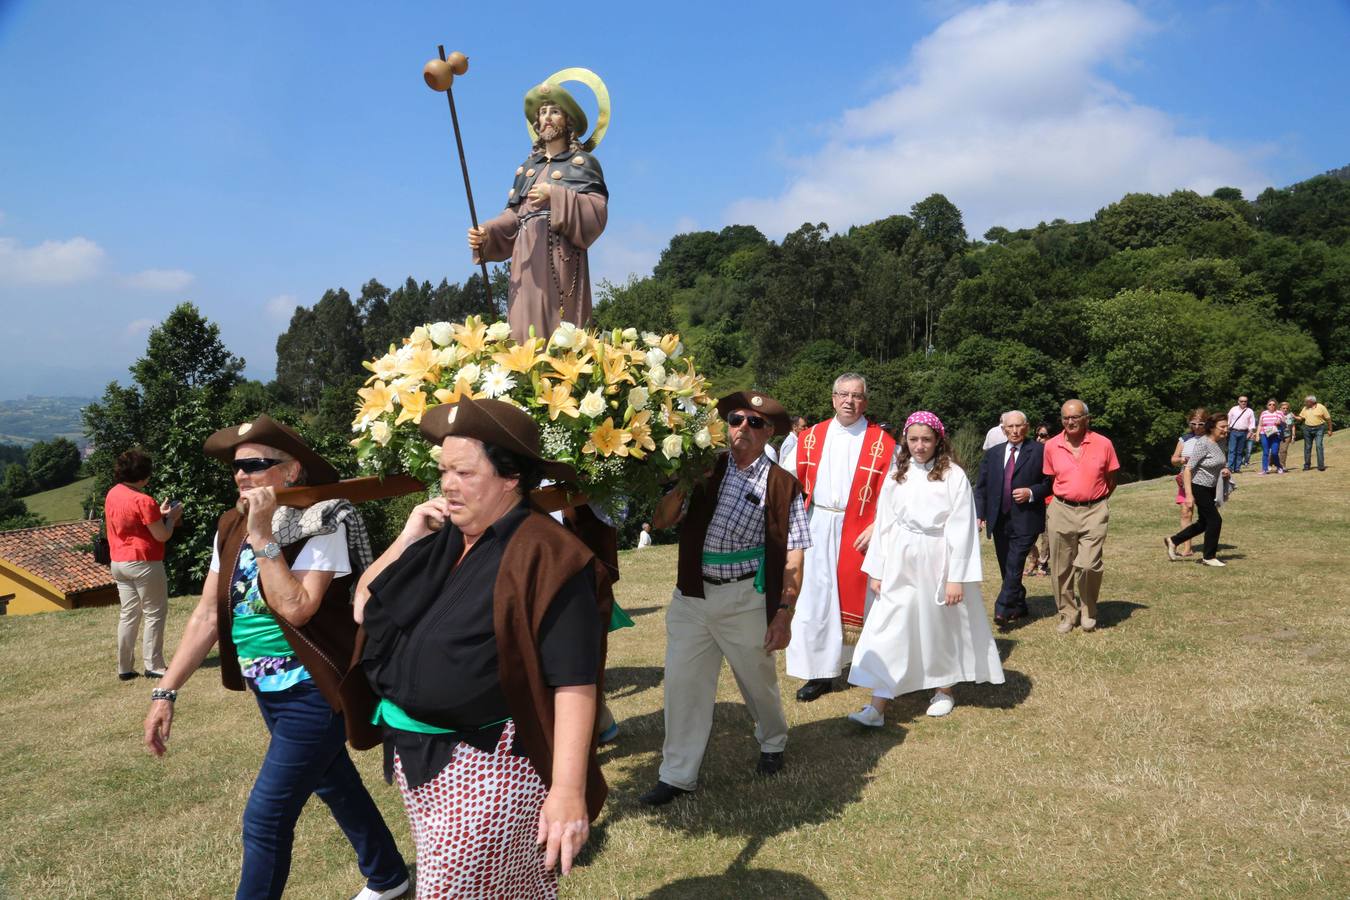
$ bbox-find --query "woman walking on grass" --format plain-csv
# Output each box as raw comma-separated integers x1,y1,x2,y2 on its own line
1257,399,1285,474
845,411,1004,726
1168,409,1208,557
1164,413,1231,568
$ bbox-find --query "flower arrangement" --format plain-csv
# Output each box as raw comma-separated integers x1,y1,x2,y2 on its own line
350,316,727,515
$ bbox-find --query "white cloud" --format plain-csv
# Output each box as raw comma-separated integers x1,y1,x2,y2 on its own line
266,293,299,321
0,235,106,285
725,0,1269,239
124,318,156,338
123,268,195,291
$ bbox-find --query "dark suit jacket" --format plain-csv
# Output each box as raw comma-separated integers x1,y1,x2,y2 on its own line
973,440,1052,538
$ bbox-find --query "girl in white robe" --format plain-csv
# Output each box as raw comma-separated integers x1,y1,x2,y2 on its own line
846,411,1004,724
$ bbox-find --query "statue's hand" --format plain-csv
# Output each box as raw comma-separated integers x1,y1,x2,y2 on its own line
528,182,552,207
467,226,486,250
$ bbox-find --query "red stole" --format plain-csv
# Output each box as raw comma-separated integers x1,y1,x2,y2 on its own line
796,420,896,631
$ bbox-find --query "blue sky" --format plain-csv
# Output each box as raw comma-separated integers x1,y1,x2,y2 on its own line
1,0,1347,400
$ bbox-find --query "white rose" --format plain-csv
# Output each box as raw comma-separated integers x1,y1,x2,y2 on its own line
694,427,712,448
455,362,481,385
370,421,392,446
428,443,443,463
486,321,512,342
644,347,667,368
642,331,662,347
579,388,606,418
621,327,638,342
409,325,431,346
550,322,581,350
627,387,649,410
661,434,684,459
428,321,455,346
436,346,463,367
648,365,667,387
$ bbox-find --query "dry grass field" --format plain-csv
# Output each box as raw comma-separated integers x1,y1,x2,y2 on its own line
2,438,1346,898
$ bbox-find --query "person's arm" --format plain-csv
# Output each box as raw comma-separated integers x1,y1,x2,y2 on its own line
764,548,803,651
1181,464,1194,509
943,473,982,604
537,684,596,875
972,450,989,532
354,497,450,623
468,207,520,264
239,486,333,627
651,487,686,531
144,496,182,542
143,570,221,757
546,186,608,251
1171,439,1187,468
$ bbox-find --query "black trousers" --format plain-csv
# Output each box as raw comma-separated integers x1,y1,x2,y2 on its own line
1171,482,1222,560
992,514,1037,618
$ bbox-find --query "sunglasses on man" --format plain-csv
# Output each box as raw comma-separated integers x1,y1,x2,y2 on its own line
726,412,768,430
232,457,287,474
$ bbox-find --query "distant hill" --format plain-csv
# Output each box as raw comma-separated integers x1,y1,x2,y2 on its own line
0,396,93,448
22,476,95,523
1324,163,1350,182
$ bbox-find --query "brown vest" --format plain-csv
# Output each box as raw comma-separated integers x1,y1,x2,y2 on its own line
676,453,802,625
341,511,612,821
214,510,361,716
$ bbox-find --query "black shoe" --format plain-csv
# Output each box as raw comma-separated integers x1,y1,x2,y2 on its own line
638,781,692,807
795,678,833,702
756,752,785,776
144,669,166,679
118,672,138,682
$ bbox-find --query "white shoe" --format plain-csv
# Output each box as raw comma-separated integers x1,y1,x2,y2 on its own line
926,692,956,717
1163,536,1178,562
1200,557,1227,567
847,705,885,727
352,879,410,900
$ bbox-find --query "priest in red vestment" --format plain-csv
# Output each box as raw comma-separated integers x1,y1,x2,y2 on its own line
778,374,895,701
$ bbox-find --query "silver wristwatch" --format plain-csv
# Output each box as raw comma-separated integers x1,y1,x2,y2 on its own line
259,541,283,560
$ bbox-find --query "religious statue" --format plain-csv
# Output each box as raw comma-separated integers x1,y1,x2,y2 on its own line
468,75,610,342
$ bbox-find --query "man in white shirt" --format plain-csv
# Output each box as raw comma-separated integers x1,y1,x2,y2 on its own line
983,414,1009,451
1226,396,1256,472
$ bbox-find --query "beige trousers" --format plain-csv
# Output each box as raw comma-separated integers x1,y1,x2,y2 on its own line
1046,500,1109,625
112,560,168,673
658,580,789,791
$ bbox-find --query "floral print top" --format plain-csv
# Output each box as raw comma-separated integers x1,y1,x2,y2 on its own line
229,544,311,692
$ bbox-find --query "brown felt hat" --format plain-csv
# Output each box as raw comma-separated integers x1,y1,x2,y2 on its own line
419,397,578,483
717,390,790,437
203,414,340,485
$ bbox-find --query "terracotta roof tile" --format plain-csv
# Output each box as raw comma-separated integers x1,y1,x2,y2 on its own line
0,520,115,594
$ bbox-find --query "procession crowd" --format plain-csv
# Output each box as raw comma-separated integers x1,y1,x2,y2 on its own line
99,372,1334,899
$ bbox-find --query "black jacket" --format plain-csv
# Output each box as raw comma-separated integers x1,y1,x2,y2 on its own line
973,440,1052,538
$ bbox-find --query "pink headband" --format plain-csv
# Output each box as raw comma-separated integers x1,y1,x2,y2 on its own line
904,410,945,438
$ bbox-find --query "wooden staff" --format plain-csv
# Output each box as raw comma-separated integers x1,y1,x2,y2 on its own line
424,46,493,309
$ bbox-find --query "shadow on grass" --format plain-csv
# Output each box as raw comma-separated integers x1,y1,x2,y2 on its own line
1094,600,1149,629
605,665,664,699
621,605,663,619
1000,594,1057,632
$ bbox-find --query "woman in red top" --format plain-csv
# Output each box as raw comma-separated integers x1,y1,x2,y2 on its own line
105,449,182,680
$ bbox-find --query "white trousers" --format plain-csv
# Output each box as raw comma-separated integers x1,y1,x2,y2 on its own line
111,559,168,674
658,580,789,791
787,508,867,680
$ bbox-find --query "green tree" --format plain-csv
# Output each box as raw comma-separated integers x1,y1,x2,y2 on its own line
275,288,365,411
0,487,41,531
2,464,35,498
26,438,82,490
592,276,676,335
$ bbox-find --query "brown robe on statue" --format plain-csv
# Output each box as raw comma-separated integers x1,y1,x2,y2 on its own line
475,174,608,343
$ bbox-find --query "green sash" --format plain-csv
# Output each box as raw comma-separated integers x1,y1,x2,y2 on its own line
371,697,510,735
609,601,635,632
231,611,296,660
701,545,766,593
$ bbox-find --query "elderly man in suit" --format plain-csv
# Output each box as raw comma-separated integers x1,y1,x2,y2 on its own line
974,410,1052,628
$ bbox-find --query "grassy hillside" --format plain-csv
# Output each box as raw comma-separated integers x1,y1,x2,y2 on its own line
1,436,1345,897
22,476,94,523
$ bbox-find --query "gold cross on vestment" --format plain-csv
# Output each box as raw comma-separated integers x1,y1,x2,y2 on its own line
855,435,891,514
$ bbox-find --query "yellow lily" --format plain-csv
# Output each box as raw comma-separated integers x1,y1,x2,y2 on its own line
658,333,683,357
492,337,543,374
599,343,636,387
539,382,580,420
433,378,481,405
628,410,656,459
394,387,429,426
584,417,632,457
452,316,488,355
707,415,728,448
545,351,595,387
397,343,441,384
362,348,400,384
354,380,395,427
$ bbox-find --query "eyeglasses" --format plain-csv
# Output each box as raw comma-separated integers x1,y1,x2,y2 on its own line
232,457,286,474
1035,432,1049,439
1061,414,1087,422
1189,421,1205,427
726,412,768,430
832,391,866,401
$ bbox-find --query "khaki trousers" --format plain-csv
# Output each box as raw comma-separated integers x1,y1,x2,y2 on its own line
659,580,789,791
111,560,168,673
1046,500,1109,625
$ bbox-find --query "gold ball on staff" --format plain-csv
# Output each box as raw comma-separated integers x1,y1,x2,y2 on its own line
423,58,454,92
447,51,469,75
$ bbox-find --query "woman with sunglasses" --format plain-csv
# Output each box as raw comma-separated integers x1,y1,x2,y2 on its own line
143,414,410,900
1023,425,1053,577
1168,408,1209,557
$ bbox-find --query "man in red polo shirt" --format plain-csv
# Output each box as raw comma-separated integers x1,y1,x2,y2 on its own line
1042,399,1120,634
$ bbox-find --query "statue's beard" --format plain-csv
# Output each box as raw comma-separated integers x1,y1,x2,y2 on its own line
539,122,565,143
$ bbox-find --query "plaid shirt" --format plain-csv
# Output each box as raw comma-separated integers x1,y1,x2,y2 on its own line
702,452,811,580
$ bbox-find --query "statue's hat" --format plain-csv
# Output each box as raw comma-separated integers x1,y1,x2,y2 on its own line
524,82,588,141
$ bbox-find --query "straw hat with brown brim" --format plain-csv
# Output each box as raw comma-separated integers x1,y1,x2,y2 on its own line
717,391,791,437
419,397,578,484
203,414,340,486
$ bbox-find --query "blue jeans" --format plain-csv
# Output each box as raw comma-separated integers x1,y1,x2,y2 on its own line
1260,433,1282,472
1227,429,1250,470
1303,425,1326,469
240,681,408,900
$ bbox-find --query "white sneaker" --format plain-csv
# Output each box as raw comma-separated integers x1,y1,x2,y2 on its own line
926,692,956,717
352,879,410,900
847,705,885,727
1200,558,1227,567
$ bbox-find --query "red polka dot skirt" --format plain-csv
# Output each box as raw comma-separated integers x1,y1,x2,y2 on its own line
393,719,557,899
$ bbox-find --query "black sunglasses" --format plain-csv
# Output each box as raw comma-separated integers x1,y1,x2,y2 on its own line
1036,432,1049,439
726,412,768,430
232,457,286,474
